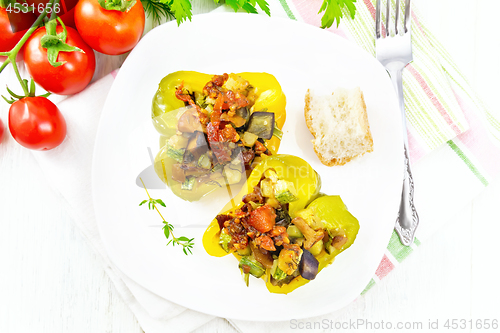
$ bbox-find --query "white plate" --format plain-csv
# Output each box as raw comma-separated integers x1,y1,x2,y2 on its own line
92,13,403,321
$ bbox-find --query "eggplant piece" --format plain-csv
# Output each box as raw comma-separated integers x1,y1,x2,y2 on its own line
250,241,273,269
186,131,208,159
299,249,319,280
275,208,291,228
171,163,186,183
182,164,210,178
246,112,275,140
235,106,250,124
177,107,203,133
182,150,195,164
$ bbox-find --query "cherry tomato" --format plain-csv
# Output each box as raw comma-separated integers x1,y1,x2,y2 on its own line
26,0,78,27
0,8,37,61
0,118,4,144
9,97,66,150
74,0,145,55
24,25,96,95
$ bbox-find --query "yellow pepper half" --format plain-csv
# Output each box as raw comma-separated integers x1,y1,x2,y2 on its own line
202,154,360,293
151,71,286,155
151,71,287,201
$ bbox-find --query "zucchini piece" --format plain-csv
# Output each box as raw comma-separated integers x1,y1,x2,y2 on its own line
246,112,275,140
219,229,232,253
295,208,324,230
308,240,324,256
260,178,274,197
223,164,242,185
194,91,206,108
241,131,258,147
236,245,251,256
239,257,265,278
274,179,298,204
287,225,303,239
197,154,211,169
224,74,250,92
166,143,185,163
263,169,278,183
168,134,189,149
181,176,196,190
248,201,263,210
272,266,287,281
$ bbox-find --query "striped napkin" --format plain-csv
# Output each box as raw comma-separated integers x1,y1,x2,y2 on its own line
225,0,500,296
21,0,500,332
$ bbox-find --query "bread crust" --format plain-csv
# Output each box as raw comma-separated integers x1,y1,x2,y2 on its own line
304,88,373,166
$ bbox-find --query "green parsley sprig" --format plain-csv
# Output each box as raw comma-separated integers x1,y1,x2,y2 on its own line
141,0,271,26
141,0,357,29
318,0,357,29
139,178,194,255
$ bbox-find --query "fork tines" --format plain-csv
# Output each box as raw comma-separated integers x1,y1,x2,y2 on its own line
376,0,411,39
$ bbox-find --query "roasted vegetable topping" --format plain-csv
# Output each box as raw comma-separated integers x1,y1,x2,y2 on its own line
203,155,359,293
153,72,286,202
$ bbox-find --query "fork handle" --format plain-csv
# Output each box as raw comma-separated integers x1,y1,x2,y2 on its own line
389,67,419,246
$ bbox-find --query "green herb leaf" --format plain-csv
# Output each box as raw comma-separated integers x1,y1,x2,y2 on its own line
255,0,270,15
318,0,357,29
155,199,166,207
141,0,174,26
139,177,195,255
165,0,192,25
163,224,170,238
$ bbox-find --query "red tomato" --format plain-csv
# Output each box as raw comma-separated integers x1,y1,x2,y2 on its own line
0,8,37,61
74,0,145,55
9,97,66,150
25,0,78,27
248,204,277,233
0,118,4,144
24,25,96,95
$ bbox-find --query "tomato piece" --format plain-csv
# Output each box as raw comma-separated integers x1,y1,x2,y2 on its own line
74,0,145,55
8,97,66,150
248,204,276,233
0,118,4,144
24,25,96,95
0,8,37,61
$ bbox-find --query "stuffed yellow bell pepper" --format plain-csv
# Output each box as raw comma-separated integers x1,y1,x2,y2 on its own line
203,154,360,293
151,71,286,201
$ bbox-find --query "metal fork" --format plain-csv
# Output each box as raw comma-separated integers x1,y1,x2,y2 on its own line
375,0,419,246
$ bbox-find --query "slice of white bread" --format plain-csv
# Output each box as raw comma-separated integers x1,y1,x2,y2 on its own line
304,87,373,166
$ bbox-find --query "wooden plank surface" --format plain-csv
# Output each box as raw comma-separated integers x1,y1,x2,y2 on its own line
1,1,499,332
